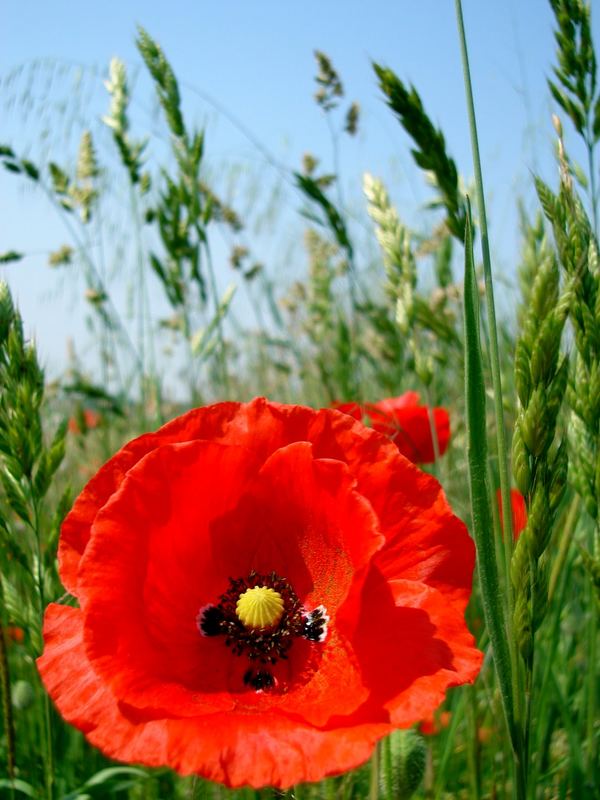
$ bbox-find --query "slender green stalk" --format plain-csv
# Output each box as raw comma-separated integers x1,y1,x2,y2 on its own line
424,386,441,474
462,205,523,797
585,526,598,783
204,243,231,395
453,0,515,575
29,494,54,800
39,179,143,377
381,736,392,800
130,185,149,428
0,581,16,790
369,743,380,800
586,140,598,236
465,685,481,800
433,688,467,799
455,3,525,793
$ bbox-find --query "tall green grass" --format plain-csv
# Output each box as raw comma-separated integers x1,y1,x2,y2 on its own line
1,2,599,798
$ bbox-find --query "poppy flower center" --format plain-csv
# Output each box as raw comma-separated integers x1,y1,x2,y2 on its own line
197,570,329,692
236,586,284,629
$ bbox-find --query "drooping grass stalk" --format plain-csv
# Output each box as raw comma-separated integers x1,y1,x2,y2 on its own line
462,205,522,796
40,179,143,378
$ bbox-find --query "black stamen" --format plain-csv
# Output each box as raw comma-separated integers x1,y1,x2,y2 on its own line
244,668,275,691
198,604,225,636
302,607,329,642
197,573,328,688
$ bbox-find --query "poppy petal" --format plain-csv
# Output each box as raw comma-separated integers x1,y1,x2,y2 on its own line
353,570,482,725
39,604,393,788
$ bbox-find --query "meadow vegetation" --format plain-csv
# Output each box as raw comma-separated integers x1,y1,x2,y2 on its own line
1,1,599,797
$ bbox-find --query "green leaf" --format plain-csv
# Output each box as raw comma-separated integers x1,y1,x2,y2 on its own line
191,284,237,358
20,160,39,181
295,173,353,260
463,200,518,750
1,470,30,525
0,251,23,264
33,419,67,499
0,779,37,797
62,767,150,800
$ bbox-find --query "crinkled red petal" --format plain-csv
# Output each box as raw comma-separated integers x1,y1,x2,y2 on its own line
78,436,383,725
38,605,393,788
366,402,450,463
79,440,260,717
352,570,482,726
497,488,528,541
59,402,242,595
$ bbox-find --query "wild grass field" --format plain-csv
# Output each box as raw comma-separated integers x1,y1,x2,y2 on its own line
1,1,599,798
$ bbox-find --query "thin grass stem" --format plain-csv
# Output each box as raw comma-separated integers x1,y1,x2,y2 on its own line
0,581,16,793
462,203,523,798
454,4,525,795
369,742,380,800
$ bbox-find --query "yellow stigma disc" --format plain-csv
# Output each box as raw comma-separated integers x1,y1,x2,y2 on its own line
236,586,284,629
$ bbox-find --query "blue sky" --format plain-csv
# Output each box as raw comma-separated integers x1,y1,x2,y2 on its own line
1,0,596,380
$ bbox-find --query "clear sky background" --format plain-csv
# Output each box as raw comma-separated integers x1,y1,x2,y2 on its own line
1,0,597,382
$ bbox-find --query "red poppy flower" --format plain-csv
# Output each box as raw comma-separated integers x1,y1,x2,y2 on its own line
334,392,450,464
68,408,102,435
420,709,451,736
4,625,24,644
496,489,527,541
38,398,481,788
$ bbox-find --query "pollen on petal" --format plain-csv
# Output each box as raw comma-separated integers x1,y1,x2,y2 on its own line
236,586,284,629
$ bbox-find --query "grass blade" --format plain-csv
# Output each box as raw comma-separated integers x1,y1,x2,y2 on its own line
462,203,519,766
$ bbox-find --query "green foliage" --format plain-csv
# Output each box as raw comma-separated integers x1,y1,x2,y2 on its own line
463,203,518,754
295,172,354,262
380,730,427,800
1,9,599,799
136,26,185,140
548,0,598,140
373,63,467,241
103,57,147,184
0,251,23,264
313,50,344,111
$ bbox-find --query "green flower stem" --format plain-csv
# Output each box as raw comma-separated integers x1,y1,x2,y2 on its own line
465,685,482,800
453,0,515,575
29,492,54,800
586,524,598,783
0,580,16,790
369,741,380,800
433,690,467,799
463,207,523,798
381,735,393,800
455,1,525,791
